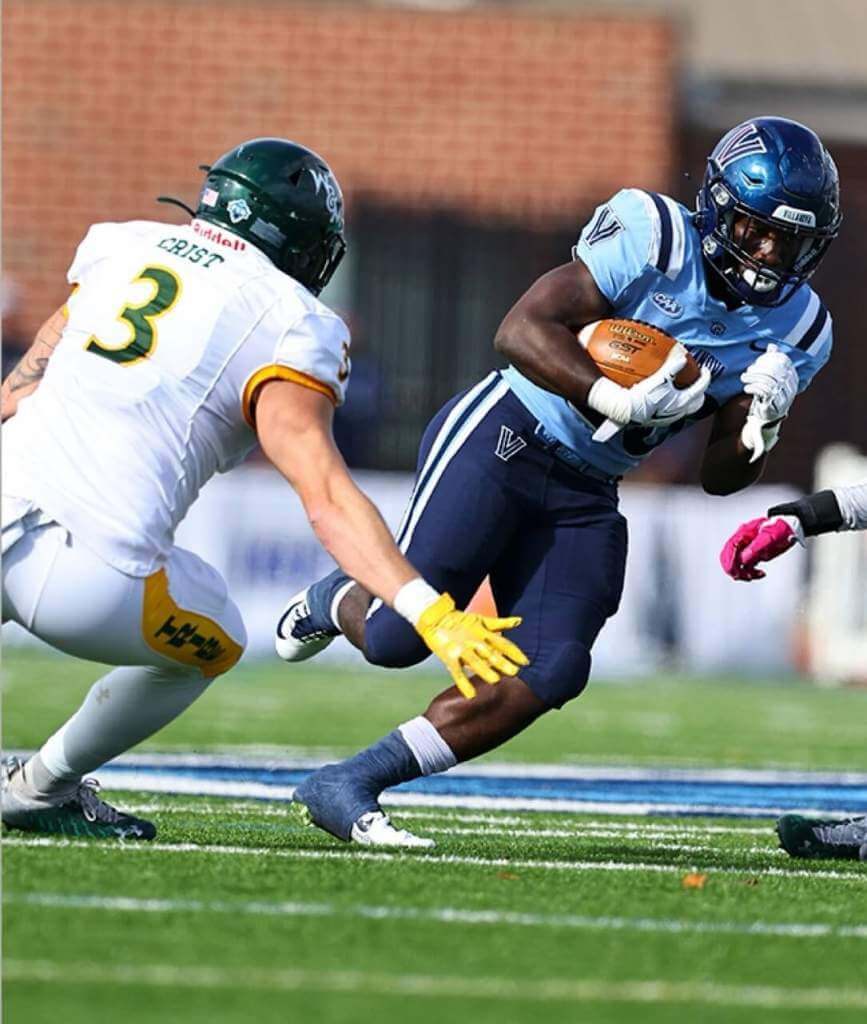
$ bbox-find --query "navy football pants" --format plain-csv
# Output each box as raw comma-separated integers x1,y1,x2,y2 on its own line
364,372,628,708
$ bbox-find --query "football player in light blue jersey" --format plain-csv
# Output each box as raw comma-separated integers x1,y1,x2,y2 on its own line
504,175,835,481
278,117,842,849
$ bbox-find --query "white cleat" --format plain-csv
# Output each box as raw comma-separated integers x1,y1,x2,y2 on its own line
350,811,435,849
275,588,337,663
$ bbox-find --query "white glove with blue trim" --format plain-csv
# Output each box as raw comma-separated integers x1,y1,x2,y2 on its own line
588,344,711,443
739,343,799,463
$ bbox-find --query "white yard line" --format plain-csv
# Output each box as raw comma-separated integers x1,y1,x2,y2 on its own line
7,891,867,941
5,836,863,882
4,959,867,1009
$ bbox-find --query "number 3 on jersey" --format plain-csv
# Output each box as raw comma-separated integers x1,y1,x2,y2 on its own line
86,265,181,365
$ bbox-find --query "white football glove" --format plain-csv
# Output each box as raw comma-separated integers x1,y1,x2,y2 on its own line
587,344,712,443
739,343,799,463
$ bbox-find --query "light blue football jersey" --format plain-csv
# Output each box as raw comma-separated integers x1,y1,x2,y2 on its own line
502,188,833,478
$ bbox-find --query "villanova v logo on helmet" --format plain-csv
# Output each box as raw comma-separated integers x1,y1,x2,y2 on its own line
495,426,527,463
714,122,768,169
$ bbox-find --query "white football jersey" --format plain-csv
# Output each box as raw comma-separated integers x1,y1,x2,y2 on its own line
2,218,351,576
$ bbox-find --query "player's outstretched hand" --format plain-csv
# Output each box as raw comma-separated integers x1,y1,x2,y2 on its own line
415,594,529,698
720,515,804,581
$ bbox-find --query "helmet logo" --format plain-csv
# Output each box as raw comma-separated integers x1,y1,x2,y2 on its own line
715,122,767,169
200,187,219,209
227,198,253,224
308,167,343,223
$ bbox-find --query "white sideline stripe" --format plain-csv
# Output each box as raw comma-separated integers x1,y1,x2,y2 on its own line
5,959,867,1009
11,749,867,785
396,812,770,834
6,837,864,882
119,801,772,835
81,773,867,820
121,804,773,842
7,891,867,941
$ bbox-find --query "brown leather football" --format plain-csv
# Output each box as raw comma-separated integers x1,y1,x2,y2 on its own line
577,319,700,389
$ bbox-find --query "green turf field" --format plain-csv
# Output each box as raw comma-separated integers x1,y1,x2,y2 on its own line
3,650,866,1023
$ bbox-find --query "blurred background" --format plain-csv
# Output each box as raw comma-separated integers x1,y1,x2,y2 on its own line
3,0,865,678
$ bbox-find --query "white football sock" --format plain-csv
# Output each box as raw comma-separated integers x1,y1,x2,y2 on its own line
37,664,212,782
398,715,457,776
330,579,356,632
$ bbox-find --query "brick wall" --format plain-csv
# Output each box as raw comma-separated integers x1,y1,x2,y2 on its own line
3,1,675,337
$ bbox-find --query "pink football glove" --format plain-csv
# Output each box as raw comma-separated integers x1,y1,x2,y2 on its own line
719,515,804,581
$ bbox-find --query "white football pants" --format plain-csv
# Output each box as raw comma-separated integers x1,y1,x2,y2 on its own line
2,501,246,780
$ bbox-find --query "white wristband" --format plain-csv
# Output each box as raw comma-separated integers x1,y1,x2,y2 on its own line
586,376,631,425
393,578,441,627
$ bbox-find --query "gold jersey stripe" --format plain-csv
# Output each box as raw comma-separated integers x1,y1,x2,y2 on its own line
242,364,337,428
142,569,243,678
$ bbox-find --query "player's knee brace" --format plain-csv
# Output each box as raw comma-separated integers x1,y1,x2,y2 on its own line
363,612,429,670
527,642,592,710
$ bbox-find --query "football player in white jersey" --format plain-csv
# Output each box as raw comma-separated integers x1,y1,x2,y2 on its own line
1,137,527,843
721,480,867,861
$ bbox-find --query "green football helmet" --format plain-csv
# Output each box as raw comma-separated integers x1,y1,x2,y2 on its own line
195,137,346,295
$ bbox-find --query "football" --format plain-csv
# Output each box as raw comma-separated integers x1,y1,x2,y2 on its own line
578,318,700,389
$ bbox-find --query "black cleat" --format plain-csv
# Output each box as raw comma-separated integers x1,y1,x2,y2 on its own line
1,756,156,841
776,813,867,861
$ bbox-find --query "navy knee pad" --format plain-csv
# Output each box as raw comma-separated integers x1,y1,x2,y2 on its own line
523,641,592,710
363,608,430,669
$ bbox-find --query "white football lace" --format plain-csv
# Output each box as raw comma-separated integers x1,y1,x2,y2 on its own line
76,778,123,824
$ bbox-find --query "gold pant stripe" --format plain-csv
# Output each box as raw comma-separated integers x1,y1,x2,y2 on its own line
142,569,242,678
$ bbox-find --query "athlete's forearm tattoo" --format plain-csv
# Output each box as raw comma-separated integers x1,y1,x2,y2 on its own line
1,306,66,420
5,353,50,393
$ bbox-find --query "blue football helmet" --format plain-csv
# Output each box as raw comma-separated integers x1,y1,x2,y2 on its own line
696,117,841,306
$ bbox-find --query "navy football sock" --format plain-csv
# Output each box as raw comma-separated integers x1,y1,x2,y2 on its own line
294,730,423,839
341,729,423,800
305,568,351,633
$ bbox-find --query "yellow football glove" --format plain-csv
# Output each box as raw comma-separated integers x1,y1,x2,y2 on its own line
415,593,529,699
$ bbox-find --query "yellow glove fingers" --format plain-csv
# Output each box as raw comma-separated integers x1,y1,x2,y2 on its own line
485,631,530,667
448,662,477,699
463,649,500,685
483,649,521,677
480,615,523,632
467,639,521,680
